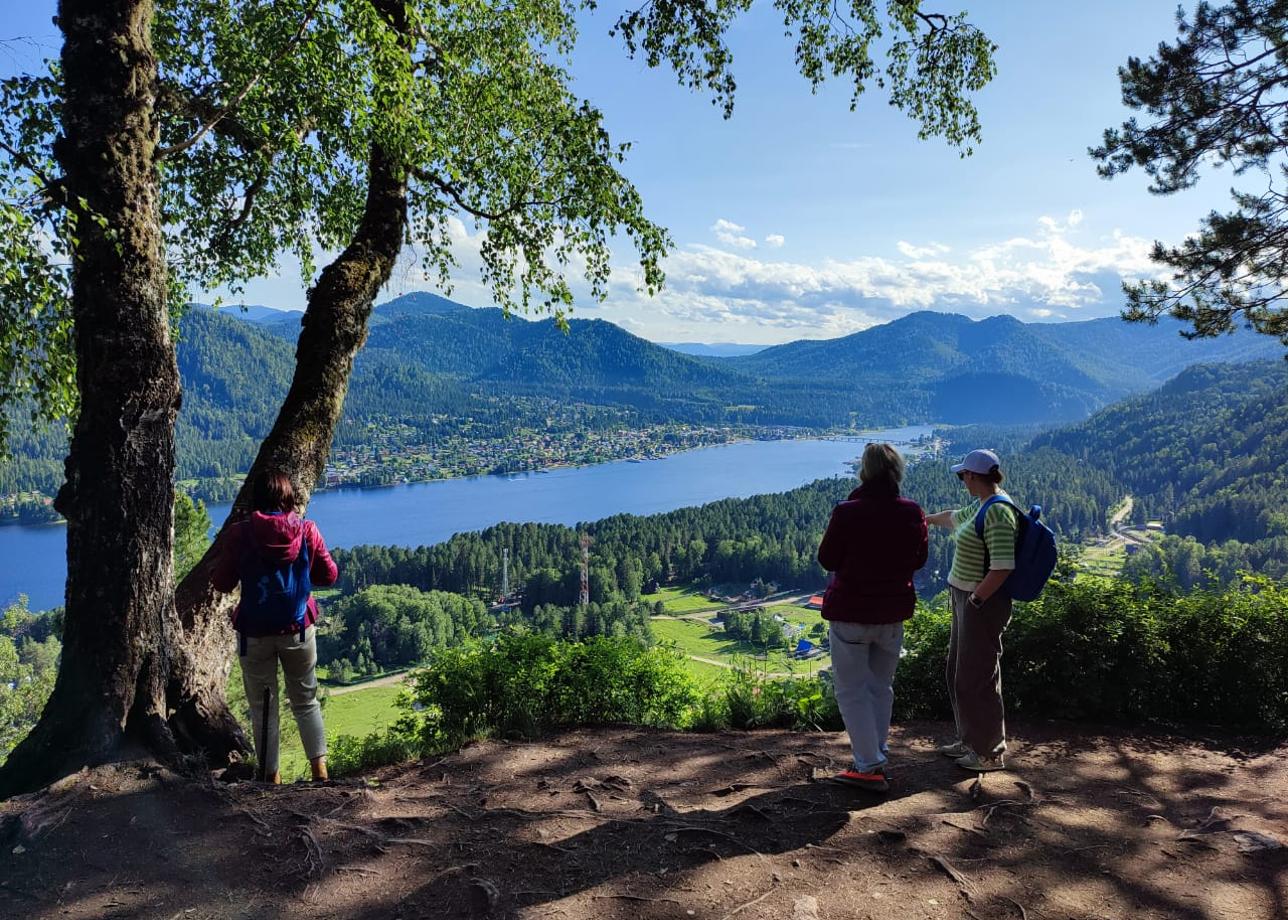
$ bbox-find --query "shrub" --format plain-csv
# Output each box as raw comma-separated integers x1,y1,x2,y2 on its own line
403,634,700,748
711,663,842,731
892,603,952,721
312,577,1288,778
894,577,1288,734
328,721,423,777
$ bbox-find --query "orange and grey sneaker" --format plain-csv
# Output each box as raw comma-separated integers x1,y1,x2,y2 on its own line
832,766,889,792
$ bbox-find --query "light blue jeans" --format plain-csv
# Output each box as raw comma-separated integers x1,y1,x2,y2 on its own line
829,621,904,773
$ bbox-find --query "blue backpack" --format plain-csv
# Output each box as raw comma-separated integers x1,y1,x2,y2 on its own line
236,529,312,655
973,496,1058,602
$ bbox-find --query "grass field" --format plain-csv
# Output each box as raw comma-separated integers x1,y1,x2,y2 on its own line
272,587,827,775
649,613,830,680
649,586,722,614
1080,543,1127,579
277,682,406,779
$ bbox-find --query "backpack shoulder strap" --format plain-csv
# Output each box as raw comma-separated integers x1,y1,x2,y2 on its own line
973,495,1018,538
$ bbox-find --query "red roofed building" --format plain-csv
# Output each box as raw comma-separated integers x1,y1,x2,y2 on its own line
805,595,824,610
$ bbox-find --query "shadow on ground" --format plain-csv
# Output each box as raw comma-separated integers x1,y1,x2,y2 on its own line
1,720,1285,920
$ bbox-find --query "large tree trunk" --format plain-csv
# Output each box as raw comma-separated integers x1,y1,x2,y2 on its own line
0,0,179,797
165,147,409,762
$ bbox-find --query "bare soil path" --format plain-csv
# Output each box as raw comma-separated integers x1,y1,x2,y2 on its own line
2,722,1284,920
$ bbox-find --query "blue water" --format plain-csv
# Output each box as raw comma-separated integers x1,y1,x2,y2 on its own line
0,427,932,611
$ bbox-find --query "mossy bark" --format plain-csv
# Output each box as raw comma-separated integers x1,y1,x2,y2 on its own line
0,0,179,797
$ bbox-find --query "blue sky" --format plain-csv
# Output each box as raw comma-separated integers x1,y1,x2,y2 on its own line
2,2,1235,343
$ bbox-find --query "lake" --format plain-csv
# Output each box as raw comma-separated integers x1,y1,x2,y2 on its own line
1,426,933,611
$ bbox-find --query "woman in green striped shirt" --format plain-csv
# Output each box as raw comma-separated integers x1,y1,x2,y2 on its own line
925,449,1018,773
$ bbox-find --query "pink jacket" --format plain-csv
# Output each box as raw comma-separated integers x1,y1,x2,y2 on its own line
211,511,338,629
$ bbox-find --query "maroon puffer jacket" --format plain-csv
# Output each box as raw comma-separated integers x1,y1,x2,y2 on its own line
817,481,928,624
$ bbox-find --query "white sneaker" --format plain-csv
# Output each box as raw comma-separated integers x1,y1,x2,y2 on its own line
936,740,969,758
955,751,1005,772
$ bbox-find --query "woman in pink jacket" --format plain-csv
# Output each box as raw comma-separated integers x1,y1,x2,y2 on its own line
212,470,338,783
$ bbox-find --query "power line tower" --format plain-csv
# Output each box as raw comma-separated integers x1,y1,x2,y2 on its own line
579,533,592,607
501,547,509,601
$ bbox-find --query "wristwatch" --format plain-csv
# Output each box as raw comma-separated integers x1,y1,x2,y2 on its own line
968,593,985,609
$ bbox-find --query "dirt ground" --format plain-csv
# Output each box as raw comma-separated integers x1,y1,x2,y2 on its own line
1,721,1285,920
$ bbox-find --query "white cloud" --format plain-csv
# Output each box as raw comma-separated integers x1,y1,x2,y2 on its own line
378,210,1160,344
594,211,1159,341
764,234,785,248
896,240,952,259
711,218,758,250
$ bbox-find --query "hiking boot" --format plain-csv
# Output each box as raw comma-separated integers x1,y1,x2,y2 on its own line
832,767,889,792
955,751,1005,773
936,740,969,758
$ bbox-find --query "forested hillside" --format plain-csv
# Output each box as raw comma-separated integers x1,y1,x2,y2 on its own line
1034,361,1288,584
331,360,1286,627
724,311,1277,417
4,298,1281,510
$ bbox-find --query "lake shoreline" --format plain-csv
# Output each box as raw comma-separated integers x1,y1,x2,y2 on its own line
2,428,894,525
1,428,935,610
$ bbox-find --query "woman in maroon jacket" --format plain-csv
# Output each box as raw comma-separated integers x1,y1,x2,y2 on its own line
212,470,338,783
817,443,928,792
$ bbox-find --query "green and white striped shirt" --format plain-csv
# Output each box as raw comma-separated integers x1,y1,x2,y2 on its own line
948,494,1019,592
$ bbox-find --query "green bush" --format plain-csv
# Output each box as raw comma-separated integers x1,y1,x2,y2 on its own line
894,577,1288,734
328,723,423,777
306,578,1288,778
711,664,842,731
891,603,952,721
404,634,700,748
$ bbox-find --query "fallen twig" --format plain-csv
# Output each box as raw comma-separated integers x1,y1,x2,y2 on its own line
299,826,325,878
717,883,777,920
927,854,975,902
664,822,766,860
710,782,787,797
592,894,685,904
1003,895,1029,920
235,806,272,832
941,819,989,842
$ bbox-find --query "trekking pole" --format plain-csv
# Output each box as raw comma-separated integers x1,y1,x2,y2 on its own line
258,686,270,782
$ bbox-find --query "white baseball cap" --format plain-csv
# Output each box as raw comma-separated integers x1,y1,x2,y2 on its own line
950,448,1001,475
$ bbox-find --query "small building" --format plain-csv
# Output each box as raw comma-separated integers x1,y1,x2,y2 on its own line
794,639,824,660
805,595,825,610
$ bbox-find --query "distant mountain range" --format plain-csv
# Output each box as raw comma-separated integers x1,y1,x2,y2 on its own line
6,292,1283,507
212,294,1279,421
230,293,1278,426
661,342,767,358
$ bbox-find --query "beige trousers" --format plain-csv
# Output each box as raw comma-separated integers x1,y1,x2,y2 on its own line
241,626,326,774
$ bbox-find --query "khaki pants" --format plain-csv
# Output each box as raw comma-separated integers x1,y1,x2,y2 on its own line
946,587,1012,757
241,626,326,774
